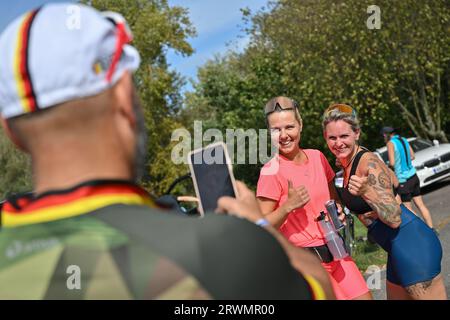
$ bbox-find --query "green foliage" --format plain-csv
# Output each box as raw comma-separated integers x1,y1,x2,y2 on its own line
0,131,32,199
181,52,289,185
246,0,450,142
351,218,387,272
185,0,450,187
85,0,196,195
1,1,196,197
2,0,448,199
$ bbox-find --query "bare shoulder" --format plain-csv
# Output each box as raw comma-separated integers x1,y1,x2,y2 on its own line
357,151,385,175
359,151,393,190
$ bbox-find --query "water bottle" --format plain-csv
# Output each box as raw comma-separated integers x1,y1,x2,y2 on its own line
325,199,344,231
317,211,348,260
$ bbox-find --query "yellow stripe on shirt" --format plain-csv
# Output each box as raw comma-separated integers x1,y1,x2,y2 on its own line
304,275,327,300
3,194,155,228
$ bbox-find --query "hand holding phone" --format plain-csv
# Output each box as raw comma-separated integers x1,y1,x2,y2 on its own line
216,180,265,224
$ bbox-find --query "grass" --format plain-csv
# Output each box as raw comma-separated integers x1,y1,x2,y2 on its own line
349,217,387,273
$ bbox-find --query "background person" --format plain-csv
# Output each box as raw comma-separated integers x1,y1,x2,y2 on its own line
0,3,333,300
381,126,436,232
322,104,446,300
256,96,371,300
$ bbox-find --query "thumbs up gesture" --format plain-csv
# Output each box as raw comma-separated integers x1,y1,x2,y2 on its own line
284,180,310,213
348,175,369,196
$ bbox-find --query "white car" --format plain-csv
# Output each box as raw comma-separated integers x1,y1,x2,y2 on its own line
374,137,450,188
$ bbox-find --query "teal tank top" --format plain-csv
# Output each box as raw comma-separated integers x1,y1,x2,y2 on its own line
391,135,416,182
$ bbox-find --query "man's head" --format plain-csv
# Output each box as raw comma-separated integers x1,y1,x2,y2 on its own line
0,4,147,188
380,126,396,142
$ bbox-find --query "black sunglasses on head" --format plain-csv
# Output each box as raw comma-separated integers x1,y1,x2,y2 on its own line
264,99,298,116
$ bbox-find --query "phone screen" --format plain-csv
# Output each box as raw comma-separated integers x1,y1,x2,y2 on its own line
188,142,237,215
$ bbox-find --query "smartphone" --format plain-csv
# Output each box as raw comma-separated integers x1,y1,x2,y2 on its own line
188,141,238,216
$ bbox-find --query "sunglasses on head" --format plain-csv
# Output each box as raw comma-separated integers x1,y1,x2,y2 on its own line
264,98,298,116
324,103,357,118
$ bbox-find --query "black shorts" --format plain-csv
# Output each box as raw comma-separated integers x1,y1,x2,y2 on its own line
397,174,421,202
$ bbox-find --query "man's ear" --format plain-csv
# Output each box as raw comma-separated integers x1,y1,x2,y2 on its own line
111,71,136,128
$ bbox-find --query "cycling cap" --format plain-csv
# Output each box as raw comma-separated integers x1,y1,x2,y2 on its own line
0,3,140,119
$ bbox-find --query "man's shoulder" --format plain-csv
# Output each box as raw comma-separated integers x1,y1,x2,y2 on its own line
91,204,312,299
93,203,274,242
0,204,212,299
90,203,274,253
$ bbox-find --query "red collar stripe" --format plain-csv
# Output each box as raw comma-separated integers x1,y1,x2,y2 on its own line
2,184,157,227
4,184,151,214
14,9,40,114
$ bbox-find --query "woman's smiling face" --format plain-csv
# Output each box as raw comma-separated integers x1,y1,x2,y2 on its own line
267,110,302,158
324,119,360,161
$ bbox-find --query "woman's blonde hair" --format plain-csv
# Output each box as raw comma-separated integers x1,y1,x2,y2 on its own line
264,96,303,128
322,103,360,133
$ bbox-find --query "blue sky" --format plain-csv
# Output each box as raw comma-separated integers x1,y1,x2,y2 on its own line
0,0,267,93
167,0,267,92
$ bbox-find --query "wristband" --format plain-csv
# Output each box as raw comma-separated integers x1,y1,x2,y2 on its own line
255,218,270,227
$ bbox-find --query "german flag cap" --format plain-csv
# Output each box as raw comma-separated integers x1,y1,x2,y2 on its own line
0,3,140,119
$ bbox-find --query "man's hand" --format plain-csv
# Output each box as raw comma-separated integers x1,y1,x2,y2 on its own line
348,175,369,196
216,180,263,223
284,180,310,213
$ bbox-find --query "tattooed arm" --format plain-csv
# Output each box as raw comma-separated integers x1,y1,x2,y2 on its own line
348,152,402,228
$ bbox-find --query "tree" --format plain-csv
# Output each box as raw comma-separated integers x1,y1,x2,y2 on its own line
181,51,290,186
244,0,450,142
0,0,196,198
184,0,449,189
0,130,32,199
83,0,196,195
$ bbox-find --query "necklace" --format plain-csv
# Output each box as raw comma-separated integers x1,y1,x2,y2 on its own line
342,146,360,174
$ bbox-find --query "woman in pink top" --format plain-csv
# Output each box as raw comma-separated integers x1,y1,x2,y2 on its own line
256,96,371,300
